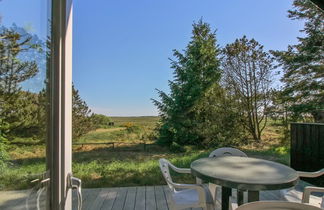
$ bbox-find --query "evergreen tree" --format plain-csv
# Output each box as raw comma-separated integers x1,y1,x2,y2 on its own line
272,0,324,121
193,84,247,147
0,24,97,141
0,26,42,139
0,27,40,95
72,85,95,140
153,20,221,146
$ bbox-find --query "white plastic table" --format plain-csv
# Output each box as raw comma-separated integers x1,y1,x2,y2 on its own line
236,201,322,210
191,156,299,210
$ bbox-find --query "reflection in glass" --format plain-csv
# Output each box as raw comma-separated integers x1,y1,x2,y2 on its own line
0,0,52,209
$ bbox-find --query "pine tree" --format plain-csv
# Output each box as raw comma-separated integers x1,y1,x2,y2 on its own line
0,26,42,139
193,84,247,147
272,0,324,121
72,85,94,140
152,20,221,146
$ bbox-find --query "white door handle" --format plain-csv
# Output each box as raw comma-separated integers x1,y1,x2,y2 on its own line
67,173,82,210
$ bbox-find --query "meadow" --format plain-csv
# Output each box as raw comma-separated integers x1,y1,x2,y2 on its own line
0,116,289,190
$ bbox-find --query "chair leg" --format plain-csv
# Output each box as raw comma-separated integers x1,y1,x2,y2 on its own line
196,177,203,184
237,190,244,206
208,183,218,205
229,196,238,210
206,203,216,210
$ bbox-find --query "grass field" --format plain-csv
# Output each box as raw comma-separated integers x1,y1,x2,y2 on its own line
0,116,289,190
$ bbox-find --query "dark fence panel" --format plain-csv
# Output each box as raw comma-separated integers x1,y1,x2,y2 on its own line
291,123,324,186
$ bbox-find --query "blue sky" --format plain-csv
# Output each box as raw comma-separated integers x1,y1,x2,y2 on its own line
2,0,304,116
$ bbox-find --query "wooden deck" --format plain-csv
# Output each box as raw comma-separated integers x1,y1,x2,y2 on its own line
0,185,283,210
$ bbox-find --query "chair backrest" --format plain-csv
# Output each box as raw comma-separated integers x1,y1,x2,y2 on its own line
159,158,175,191
209,147,247,158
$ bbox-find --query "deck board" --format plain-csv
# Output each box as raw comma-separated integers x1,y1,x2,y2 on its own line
124,187,137,210
0,185,293,210
163,185,172,209
154,186,168,210
0,190,30,210
134,186,146,210
101,188,118,210
91,188,111,210
145,186,156,210
83,188,102,210
112,187,128,210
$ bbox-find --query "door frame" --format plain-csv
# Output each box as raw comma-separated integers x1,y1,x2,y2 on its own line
50,0,73,209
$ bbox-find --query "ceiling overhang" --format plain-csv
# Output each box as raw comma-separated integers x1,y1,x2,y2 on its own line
310,0,324,10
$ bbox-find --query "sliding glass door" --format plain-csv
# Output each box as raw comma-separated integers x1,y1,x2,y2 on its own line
0,0,74,209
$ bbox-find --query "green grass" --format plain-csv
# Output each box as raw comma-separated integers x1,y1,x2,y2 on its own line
110,116,159,127
77,128,130,143
72,149,207,188
0,116,290,190
0,145,289,190
76,116,159,144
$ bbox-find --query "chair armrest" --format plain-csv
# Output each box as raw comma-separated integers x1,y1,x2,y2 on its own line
163,175,204,191
172,182,207,205
168,163,191,174
302,186,324,203
298,168,324,178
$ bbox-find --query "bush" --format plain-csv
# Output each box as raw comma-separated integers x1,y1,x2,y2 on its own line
170,142,186,153
0,122,9,170
91,114,111,129
122,122,141,133
0,142,8,171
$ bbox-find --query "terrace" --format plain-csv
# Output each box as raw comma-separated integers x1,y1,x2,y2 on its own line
0,185,290,210
1,0,323,210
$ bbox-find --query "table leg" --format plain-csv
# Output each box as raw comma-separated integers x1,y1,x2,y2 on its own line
237,190,244,205
248,191,259,202
222,186,231,210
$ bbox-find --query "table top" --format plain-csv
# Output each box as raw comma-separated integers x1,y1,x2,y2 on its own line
236,201,322,210
190,156,299,191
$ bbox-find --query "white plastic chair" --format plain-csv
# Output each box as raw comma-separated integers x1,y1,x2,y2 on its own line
281,168,324,209
200,147,248,205
230,200,323,210
208,147,248,158
159,158,215,210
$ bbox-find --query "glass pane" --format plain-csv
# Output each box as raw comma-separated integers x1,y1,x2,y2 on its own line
0,0,52,209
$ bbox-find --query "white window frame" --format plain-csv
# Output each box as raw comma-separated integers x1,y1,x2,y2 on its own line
50,0,73,209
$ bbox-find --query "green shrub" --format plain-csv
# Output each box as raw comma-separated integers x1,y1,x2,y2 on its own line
0,123,9,170
122,122,141,133
91,114,111,129
170,142,186,153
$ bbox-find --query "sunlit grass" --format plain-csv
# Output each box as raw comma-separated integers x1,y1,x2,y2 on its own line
1,116,290,190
